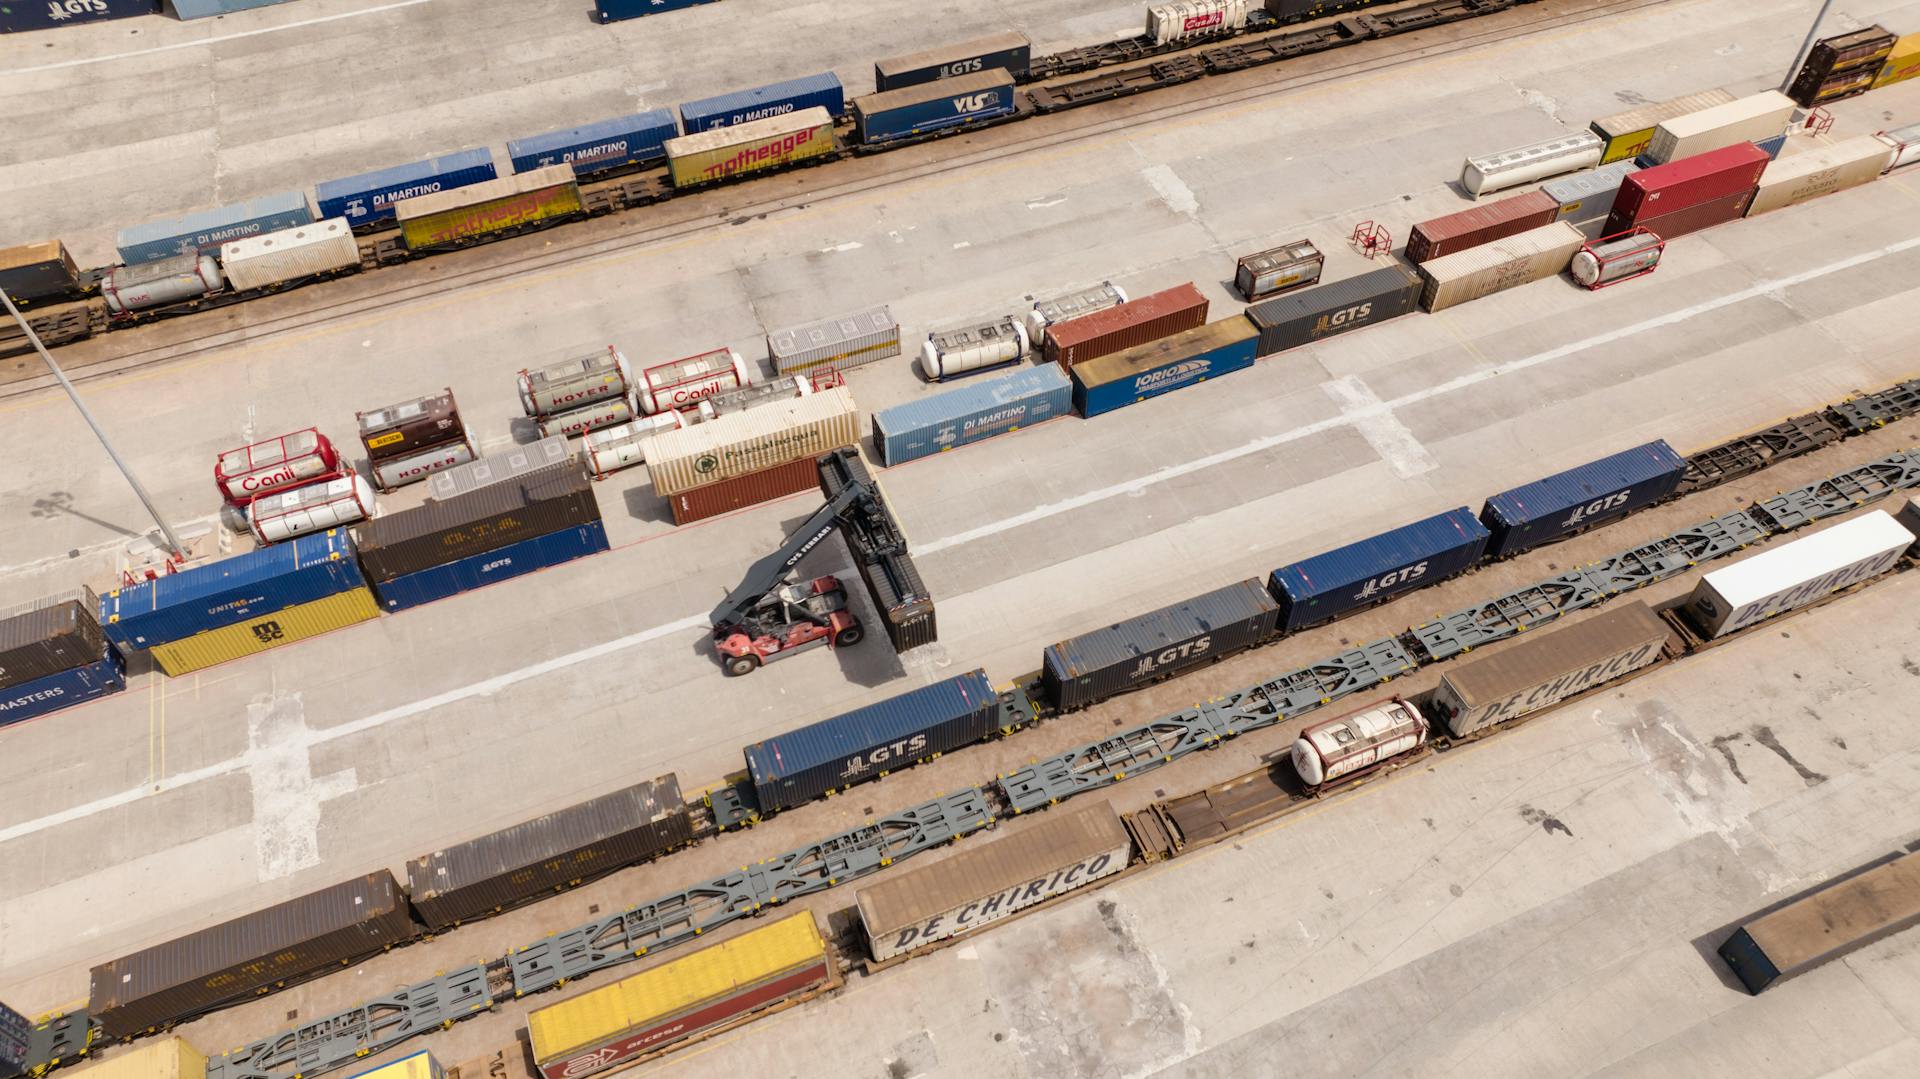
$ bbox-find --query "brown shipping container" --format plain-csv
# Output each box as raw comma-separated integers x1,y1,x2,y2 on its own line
1789,63,1878,107
668,455,820,525
1631,188,1755,240
355,461,601,582
358,389,464,462
89,871,415,1037
1406,189,1558,264
1043,283,1207,369
0,591,106,689
408,775,692,929
1431,601,1673,738
1805,26,1897,75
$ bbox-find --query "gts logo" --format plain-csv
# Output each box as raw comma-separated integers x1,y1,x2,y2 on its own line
1564,492,1631,527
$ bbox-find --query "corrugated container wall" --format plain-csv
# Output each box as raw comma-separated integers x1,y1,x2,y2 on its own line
147,587,381,676
1607,142,1769,227
853,70,1018,144
667,456,820,524
1627,188,1755,239
767,306,900,375
1644,91,1796,164
0,590,106,689
1043,580,1278,710
0,997,27,1075
58,1037,205,1079
665,108,835,187
0,0,156,33
1268,507,1489,632
1245,265,1420,356
0,651,125,730
115,190,314,265
1746,136,1893,215
1072,318,1259,417
219,219,359,292
0,240,82,305
101,530,364,650
1480,439,1686,558
1418,221,1585,312
355,462,601,582
1541,160,1641,223
872,364,1072,466
395,166,582,250
1685,511,1912,638
1873,32,1920,88
507,110,679,176
1406,190,1558,263
645,385,858,496
596,0,713,20
1589,89,1737,163
315,149,498,229
369,522,610,612
427,436,571,500
1431,601,1672,738
858,550,938,652
1043,283,1208,368
680,72,845,132
874,31,1033,90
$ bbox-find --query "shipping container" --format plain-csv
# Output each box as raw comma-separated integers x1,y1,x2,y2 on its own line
1686,510,1912,638
170,0,299,16
923,316,1029,381
537,393,639,440
1874,121,1920,172
1290,698,1428,786
370,522,609,611
1072,318,1258,418
1645,91,1795,164
1805,26,1899,74
0,996,28,1076
100,253,223,315
1609,142,1769,232
1044,283,1208,368
247,473,375,545
858,800,1131,962
1417,220,1584,312
645,385,857,495
356,461,600,582
1589,89,1737,164
872,363,1071,466
665,107,835,188
1027,281,1127,337
1431,601,1672,738
57,1037,203,1079
681,73,845,133
115,190,313,265
396,165,584,251
315,149,498,230
1245,265,1420,356
100,530,364,650
408,775,689,928
88,871,415,1038
767,305,900,375
875,31,1033,90
344,1050,442,1079
1146,0,1249,45
218,218,359,293
638,348,750,413
0,240,84,306
1746,136,1892,216
1541,160,1642,223
1480,439,1686,558
357,388,463,462
370,435,477,492
596,0,715,20
147,587,380,675
426,436,572,500
507,110,678,176
1043,579,1278,711
1234,239,1323,301
0,0,156,32
744,669,998,813
1756,133,1788,160
1460,130,1604,198
0,649,124,730
0,588,106,690
1268,507,1487,632
1872,32,1920,89
528,912,830,1078
852,69,1018,145
667,456,820,524
1626,187,1755,239
1898,497,1920,551
1719,850,1920,994
857,549,937,652
1406,189,1559,264
1789,64,1878,108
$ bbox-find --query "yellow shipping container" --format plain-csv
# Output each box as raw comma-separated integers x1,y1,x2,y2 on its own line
1589,89,1737,164
150,587,380,675
665,107,835,188
395,165,583,250
1874,32,1920,88
528,912,828,1070
346,1049,443,1079
69,1037,205,1079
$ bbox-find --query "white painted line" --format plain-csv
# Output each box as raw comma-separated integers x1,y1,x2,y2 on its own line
5,0,434,75
1142,163,1199,216
1324,376,1437,480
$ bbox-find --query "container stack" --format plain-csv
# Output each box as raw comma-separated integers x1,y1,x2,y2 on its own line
644,385,860,524
1603,142,1770,238
1071,318,1259,418
820,448,936,652
357,387,477,492
1042,283,1207,368
1643,92,1796,165
426,436,570,500
0,588,124,729
99,531,377,676
214,429,344,508
355,459,607,612
520,349,643,441
1787,26,1899,107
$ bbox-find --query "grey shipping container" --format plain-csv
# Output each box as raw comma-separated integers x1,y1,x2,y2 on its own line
874,31,1033,91
1719,850,1920,993
353,461,601,582
768,306,901,375
1042,579,1279,711
1481,440,1687,558
744,669,998,814
858,550,937,653
1245,265,1421,357
0,590,106,690
88,871,416,1038
407,776,692,929
428,436,572,500
1541,160,1642,223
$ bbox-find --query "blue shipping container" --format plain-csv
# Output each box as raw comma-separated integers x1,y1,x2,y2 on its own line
1756,133,1788,159
371,522,609,612
1269,508,1490,632
596,0,717,22
101,530,365,650
1073,318,1259,418
1043,579,1279,711
0,650,124,730
871,364,1071,466
1481,440,1687,559
680,72,845,133
168,0,297,17
315,149,498,229
852,70,1018,145
115,190,313,265
1,0,156,33
507,111,678,177
745,669,997,813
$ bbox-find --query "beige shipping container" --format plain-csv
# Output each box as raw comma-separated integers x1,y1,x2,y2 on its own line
1418,221,1584,312
665,107,835,188
68,1037,206,1079
219,218,359,292
1431,602,1672,738
1646,90,1796,164
645,384,858,496
1746,136,1894,216
1590,89,1737,163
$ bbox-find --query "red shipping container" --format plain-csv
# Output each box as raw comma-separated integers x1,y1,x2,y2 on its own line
1624,188,1755,240
668,455,819,525
1043,283,1207,369
1606,143,1769,232
1406,190,1558,264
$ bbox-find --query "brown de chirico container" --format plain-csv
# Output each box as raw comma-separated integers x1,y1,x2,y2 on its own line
408,775,693,930
1406,189,1559,264
354,460,600,582
1043,283,1207,369
668,455,819,525
357,388,465,462
88,871,415,1038
0,589,107,690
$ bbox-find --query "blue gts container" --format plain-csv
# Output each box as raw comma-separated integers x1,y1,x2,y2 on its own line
1480,440,1687,559
1269,508,1489,632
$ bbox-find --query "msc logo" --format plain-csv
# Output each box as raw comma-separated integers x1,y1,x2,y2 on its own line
46,0,108,19
250,621,285,644
1355,562,1428,600
941,58,985,76
1130,636,1212,679
951,92,998,114
1312,302,1374,335
1564,492,1631,527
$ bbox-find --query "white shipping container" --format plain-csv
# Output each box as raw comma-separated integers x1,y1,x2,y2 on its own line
247,473,374,545
645,385,859,495
1686,511,1913,638
1145,0,1247,45
1461,131,1605,197
1877,121,1920,171
1746,136,1895,216
767,306,900,375
219,219,360,293
1418,221,1585,312
1646,90,1796,164
1590,89,1738,158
